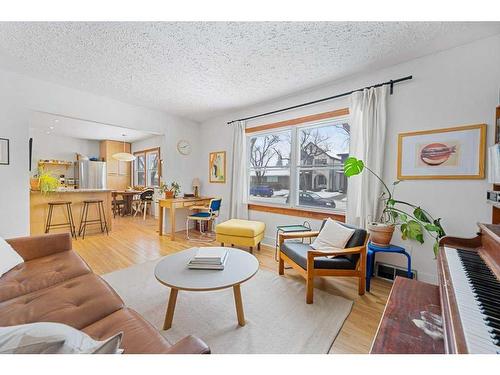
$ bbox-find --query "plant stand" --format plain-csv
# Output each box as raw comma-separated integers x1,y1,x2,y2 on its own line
366,242,412,292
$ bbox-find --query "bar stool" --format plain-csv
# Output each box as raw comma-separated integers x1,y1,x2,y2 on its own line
78,199,109,239
44,201,77,239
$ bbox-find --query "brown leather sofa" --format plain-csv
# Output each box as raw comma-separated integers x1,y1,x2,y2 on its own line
0,233,210,354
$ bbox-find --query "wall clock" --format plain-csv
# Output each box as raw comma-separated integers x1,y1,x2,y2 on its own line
177,140,191,155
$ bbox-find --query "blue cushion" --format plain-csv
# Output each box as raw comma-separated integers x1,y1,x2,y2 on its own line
188,212,211,219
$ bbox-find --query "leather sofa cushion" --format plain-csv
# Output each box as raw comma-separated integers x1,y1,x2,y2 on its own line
0,250,91,302
281,241,357,270
82,308,173,354
215,219,265,237
0,274,124,330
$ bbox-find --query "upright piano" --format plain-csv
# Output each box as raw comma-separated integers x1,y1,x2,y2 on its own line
371,223,500,354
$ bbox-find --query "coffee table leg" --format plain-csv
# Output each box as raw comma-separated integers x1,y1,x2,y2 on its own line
233,284,245,326
163,288,179,330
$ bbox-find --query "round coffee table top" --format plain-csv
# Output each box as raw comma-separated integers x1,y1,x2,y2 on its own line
154,247,259,291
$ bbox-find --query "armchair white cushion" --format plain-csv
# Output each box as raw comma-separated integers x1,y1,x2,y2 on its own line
310,218,355,253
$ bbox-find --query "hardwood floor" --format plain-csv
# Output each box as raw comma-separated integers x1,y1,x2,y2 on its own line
72,215,392,354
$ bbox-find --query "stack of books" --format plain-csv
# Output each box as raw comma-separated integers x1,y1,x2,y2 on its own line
188,247,229,270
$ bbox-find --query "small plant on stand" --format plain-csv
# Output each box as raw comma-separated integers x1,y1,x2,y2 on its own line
344,157,446,257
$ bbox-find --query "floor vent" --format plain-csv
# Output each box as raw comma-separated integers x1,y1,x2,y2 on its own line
375,262,417,282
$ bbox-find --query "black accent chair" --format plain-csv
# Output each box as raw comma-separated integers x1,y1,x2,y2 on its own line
278,221,368,304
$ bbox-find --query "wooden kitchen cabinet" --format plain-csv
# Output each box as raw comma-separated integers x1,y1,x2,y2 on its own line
100,140,132,190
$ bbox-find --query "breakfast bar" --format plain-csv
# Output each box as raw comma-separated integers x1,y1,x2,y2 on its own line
30,189,113,235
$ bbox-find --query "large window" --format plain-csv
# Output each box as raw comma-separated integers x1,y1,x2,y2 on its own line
247,118,349,212
133,148,161,187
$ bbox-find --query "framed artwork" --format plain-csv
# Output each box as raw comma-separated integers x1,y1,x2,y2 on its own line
209,151,226,183
0,138,9,165
397,124,486,180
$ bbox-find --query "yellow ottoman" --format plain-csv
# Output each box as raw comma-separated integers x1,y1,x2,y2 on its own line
215,219,266,253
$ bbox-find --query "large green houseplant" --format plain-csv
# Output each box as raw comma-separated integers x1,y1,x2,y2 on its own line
344,157,446,257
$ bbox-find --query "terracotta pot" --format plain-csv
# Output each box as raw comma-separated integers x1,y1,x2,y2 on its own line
30,178,40,191
367,222,395,247
165,191,174,199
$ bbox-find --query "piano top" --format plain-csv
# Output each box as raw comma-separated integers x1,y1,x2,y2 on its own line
370,277,445,354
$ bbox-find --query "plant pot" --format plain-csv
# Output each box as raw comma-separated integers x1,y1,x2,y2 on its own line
367,222,395,247
30,178,40,191
165,191,174,199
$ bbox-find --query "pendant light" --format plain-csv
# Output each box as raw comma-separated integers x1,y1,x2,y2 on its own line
112,134,136,162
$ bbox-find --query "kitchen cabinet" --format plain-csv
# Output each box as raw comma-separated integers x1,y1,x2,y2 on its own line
99,140,132,190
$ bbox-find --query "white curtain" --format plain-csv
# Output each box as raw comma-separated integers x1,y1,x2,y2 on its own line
346,86,388,229
229,120,249,219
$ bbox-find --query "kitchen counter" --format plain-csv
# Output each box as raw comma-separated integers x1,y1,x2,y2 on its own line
53,188,113,193
30,189,113,235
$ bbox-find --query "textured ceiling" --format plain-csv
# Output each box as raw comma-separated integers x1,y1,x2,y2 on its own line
30,112,159,142
0,22,499,122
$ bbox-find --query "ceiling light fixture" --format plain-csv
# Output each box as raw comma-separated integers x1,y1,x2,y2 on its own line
112,134,136,162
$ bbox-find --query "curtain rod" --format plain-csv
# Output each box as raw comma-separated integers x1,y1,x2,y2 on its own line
227,75,412,125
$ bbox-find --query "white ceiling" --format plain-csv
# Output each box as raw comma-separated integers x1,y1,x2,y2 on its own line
1,22,499,122
29,112,159,142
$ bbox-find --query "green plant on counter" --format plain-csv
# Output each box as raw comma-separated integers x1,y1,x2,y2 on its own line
343,157,446,257
37,168,60,195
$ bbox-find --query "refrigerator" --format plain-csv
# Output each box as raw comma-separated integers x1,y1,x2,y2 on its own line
75,160,107,189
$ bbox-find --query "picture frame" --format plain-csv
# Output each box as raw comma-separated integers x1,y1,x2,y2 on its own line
209,151,226,183
397,124,486,180
0,138,9,165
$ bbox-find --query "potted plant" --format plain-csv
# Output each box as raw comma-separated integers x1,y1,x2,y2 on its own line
161,181,181,198
344,157,446,257
34,168,60,195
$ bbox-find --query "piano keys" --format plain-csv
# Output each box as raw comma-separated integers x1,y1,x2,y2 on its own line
371,223,500,354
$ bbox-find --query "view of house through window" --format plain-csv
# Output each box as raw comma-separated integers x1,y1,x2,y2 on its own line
134,148,161,187
247,118,349,212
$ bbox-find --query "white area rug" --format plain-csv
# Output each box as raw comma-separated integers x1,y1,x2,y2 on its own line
103,257,353,354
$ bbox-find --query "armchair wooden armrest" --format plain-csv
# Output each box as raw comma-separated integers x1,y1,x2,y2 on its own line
278,231,320,241
307,245,366,258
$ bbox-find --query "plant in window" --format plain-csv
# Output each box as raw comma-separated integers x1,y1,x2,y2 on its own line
344,157,445,257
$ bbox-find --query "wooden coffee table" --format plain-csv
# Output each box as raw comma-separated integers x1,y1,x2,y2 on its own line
154,247,259,330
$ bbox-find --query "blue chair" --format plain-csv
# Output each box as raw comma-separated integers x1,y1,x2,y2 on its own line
185,198,222,241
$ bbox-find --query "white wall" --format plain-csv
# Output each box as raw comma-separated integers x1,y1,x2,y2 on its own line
29,128,100,178
198,34,500,283
0,67,200,238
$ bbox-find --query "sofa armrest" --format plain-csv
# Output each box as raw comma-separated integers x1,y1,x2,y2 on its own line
164,335,210,354
6,233,72,261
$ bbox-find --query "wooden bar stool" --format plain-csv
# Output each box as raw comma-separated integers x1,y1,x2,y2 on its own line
78,199,109,239
44,201,77,239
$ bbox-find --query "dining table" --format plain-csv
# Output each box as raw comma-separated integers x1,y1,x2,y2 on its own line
112,190,143,216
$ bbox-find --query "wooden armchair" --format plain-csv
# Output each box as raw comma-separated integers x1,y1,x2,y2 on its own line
278,222,369,304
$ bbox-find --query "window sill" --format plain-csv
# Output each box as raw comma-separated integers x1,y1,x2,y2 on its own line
247,203,345,222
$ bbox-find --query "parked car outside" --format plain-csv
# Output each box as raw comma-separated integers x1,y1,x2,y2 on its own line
298,191,336,208
250,185,274,197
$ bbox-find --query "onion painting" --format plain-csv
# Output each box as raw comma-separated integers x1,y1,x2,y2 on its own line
420,143,457,166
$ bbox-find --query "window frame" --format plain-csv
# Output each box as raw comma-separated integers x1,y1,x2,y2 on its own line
246,112,349,216
133,147,161,188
